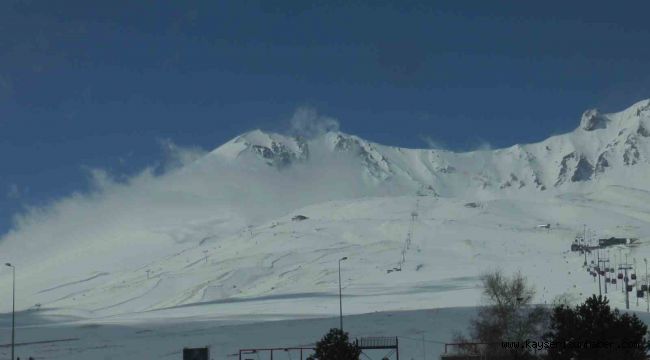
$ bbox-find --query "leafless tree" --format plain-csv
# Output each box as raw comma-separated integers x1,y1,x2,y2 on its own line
454,270,548,359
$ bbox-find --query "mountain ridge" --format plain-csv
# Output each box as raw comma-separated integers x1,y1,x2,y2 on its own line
209,99,650,196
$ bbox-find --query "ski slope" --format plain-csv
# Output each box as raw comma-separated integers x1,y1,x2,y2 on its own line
4,188,650,322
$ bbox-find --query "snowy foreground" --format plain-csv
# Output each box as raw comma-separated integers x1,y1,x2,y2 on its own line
3,306,650,360
0,307,475,360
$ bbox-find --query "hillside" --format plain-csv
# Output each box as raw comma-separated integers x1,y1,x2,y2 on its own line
2,100,650,323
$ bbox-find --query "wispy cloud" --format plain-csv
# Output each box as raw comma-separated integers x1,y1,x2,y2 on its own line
419,135,445,150
288,106,340,138
473,139,493,151
157,138,206,170
0,129,376,278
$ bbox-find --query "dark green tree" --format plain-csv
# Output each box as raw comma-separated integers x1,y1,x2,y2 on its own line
545,295,649,360
307,328,361,360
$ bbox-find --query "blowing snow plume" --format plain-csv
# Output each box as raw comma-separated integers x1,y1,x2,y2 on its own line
288,106,340,138
0,130,380,289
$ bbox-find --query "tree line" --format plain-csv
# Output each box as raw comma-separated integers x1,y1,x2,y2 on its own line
308,270,649,360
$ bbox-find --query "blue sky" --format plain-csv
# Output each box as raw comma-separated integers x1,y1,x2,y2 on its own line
2,0,650,234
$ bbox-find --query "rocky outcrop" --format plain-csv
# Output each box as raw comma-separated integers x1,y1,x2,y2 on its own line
500,173,525,189
332,134,392,180
417,185,438,197
595,151,610,175
555,152,594,185
571,156,594,182
580,109,609,131
623,136,641,165
250,136,309,168
555,152,577,186
533,173,545,190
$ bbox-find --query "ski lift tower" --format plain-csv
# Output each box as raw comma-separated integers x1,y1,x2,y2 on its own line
619,263,634,310
598,256,609,295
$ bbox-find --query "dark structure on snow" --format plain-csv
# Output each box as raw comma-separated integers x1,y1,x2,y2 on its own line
238,336,399,360
183,347,209,360
598,237,637,248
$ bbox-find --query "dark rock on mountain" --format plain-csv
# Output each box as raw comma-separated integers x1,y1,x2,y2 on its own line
571,156,594,182
580,109,608,131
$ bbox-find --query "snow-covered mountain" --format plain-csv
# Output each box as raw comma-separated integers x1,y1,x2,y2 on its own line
211,99,650,195
3,99,650,331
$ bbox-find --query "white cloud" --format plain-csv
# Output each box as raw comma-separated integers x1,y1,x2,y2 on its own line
157,138,207,170
0,135,378,276
288,106,340,138
419,135,445,150
474,140,493,151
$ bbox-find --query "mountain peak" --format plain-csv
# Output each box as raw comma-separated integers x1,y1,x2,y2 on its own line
579,99,650,132
579,108,608,131
211,129,310,167
618,98,650,117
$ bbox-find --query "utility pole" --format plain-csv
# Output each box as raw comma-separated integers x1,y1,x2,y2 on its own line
338,256,348,332
5,263,15,360
633,258,639,307
619,263,634,310
596,252,602,296
583,225,588,265
614,254,618,290
643,258,650,312
598,256,609,295
422,333,426,360
581,229,588,267
619,252,625,295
